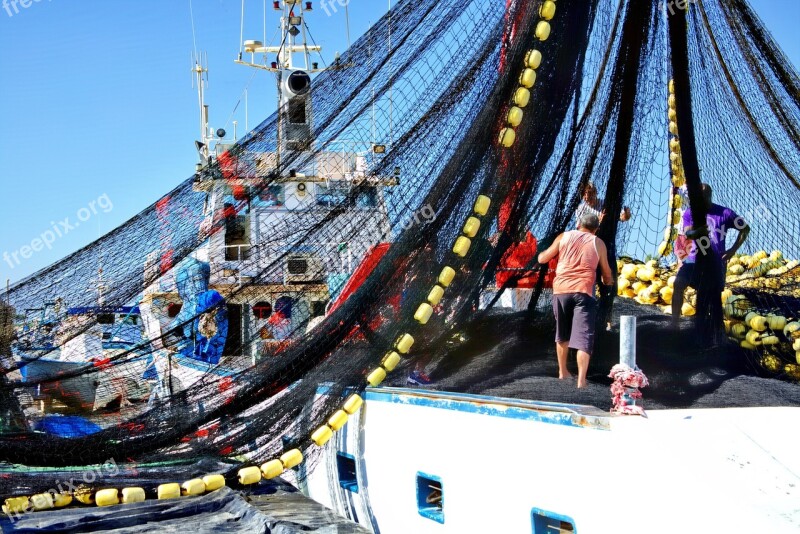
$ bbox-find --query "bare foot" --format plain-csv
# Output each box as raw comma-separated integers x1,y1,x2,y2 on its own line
576,381,587,389
559,372,573,380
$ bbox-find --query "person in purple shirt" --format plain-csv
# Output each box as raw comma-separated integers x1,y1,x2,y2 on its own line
672,183,750,326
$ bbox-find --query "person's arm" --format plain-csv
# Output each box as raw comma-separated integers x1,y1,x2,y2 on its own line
722,223,750,262
595,239,614,285
537,233,563,265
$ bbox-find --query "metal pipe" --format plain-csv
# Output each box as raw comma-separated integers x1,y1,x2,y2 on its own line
620,315,636,368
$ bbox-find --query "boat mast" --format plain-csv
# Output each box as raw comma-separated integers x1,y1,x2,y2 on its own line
236,1,326,173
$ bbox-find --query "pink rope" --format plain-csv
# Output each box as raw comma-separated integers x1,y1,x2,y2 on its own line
609,363,649,416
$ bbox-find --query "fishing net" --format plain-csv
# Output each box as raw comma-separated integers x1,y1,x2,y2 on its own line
1,0,799,504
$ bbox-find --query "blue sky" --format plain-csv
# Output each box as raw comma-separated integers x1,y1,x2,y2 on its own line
0,0,798,285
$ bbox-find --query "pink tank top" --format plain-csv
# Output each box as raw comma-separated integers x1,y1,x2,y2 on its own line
553,230,599,296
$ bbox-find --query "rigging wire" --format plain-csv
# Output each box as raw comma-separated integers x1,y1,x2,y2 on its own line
240,0,245,55
189,0,199,57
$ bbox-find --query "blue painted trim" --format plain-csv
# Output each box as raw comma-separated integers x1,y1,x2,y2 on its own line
416,471,444,524
67,306,140,315
363,389,609,430
531,507,577,533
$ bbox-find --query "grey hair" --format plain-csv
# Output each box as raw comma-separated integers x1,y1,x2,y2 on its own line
578,212,600,231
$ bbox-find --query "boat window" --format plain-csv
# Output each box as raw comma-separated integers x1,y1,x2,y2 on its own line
531,508,576,533
253,301,273,320
96,314,115,325
257,185,285,207
356,186,378,208
120,315,139,325
336,452,358,493
416,472,444,524
167,303,183,318
316,182,349,207
288,98,307,124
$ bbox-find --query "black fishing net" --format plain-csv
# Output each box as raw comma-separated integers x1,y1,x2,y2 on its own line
1,0,799,505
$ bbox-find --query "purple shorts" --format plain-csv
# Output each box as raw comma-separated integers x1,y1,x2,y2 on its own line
553,292,597,354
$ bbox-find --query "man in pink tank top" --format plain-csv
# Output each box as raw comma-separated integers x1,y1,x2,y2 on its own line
537,213,613,388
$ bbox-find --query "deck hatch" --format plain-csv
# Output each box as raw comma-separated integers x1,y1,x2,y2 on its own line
531,507,576,533
416,472,444,524
336,452,358,493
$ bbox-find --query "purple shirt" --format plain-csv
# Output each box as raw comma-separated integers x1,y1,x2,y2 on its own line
682,203,740,262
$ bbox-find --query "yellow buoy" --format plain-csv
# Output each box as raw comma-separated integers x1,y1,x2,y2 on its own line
121,487,146,504
731,323,747,338
525,49,542,69
669,79,675,93
395,333,415,354
453,236,472,257
761,335,780,346
620,263,638,279
637,266,656,282
668,108,677,122
328,409,349,431
53,493,72,508
669,121,679,135
462,216,481,238
513,87,531,108
740,340,758,350
745,329,762,346
749,315,768,332
539,0,556,21
182,479,206,496
74,488,95,505
237,467,262,486
681,302,695,316
202,475,226,492
414,302,434,324
30,493,55,511
382,351,401,372
657,241,672,256
261,460,284,480
535,20,551,41
3,496,29,515
367,367,387,387
474,195,491,216
311,425,334,447
506,107,524,128
767,315,787,332
438,266,456,288
659,286,673,304
668,94,676,109
519,68,537,88
499,127,516,148
157,483,181,499
783,321,800,338
343,394,364,414
280,449,304,470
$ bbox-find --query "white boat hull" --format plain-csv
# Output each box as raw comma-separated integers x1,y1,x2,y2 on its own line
305,388,800,533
